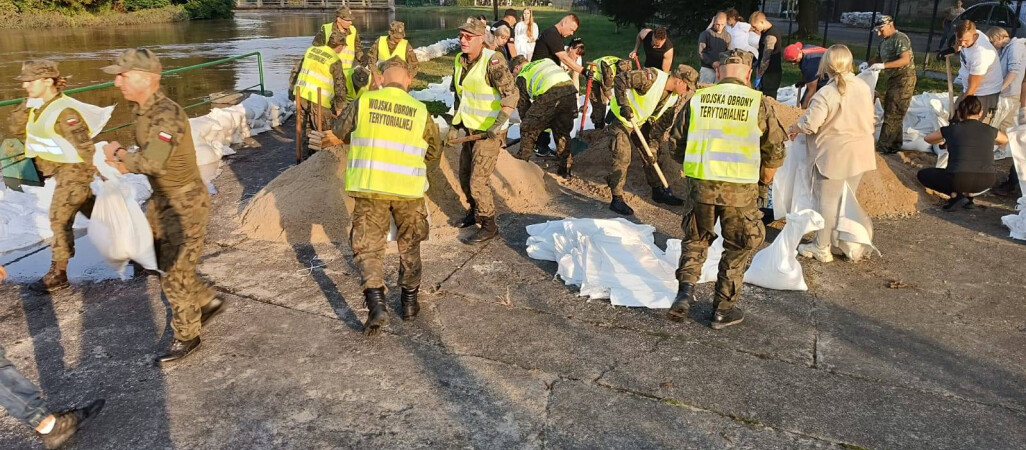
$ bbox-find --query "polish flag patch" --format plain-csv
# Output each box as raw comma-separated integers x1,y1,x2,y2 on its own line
65,118,79,126
158,131,172,143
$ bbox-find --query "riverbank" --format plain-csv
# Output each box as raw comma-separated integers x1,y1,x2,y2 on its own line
0,5,188,29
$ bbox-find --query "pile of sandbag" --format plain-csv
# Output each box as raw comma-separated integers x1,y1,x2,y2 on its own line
841,12,877,28
414,38,459,62
1001,125,1026,240
410,75,456,109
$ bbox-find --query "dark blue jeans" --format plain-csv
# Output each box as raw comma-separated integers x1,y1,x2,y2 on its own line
0,344,49,427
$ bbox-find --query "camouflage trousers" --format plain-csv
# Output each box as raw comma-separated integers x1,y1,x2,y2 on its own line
878,67,916,152
349,197,429,291
458,133,502,218
37,160,95,263
147,181,215,341
675,202,765,311
607,122,665,196
519,90,578,169
300,99,336,158
587,87,611,129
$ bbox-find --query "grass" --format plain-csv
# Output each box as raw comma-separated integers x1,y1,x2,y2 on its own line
0,5,188,29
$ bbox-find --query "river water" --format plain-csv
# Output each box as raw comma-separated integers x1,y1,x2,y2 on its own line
0,10,465,130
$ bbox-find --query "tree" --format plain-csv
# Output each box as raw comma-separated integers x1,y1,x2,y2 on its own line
796,0,819,39
598,0,760,36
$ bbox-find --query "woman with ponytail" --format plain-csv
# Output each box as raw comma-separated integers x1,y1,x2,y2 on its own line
10,59,113,292
788,45,877,262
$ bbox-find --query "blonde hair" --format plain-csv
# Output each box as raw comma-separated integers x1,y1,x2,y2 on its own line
985,26,1009,42
523,8,535,40
817,44,854,96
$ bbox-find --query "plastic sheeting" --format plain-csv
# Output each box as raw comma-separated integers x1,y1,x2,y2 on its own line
1001,125,1026,240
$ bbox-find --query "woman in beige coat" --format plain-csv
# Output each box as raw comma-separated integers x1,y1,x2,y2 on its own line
788,45,877,262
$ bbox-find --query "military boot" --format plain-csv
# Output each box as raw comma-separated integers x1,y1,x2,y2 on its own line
462,216,498,244
711,307,745,330
400,286,420,321
666,283,694,322
609,195,635,216
363,288,388,336
557,165,573,179
37,399,105,450
31,261,70,293
156,337,201,366
455,205,477,228
652,186,684,206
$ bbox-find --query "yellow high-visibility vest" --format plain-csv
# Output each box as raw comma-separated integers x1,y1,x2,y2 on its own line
322,23,358,69
345,86,430,198
683,82,762,184
651,93,679,122
376,36,409,61
593,56,621,82
344,68,369,101
25,95,111,164
452,49,503,132
517,59,572,101
609,69,669,128
296,45,340,109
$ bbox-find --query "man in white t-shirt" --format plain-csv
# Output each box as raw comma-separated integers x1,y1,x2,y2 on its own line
946,20,1004,121
725,8,758,59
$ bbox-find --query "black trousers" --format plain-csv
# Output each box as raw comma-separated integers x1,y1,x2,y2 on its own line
759,69,782,99
917,168,996,196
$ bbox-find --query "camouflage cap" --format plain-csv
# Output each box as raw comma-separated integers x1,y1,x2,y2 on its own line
351,66,370,85
719,49,753,67
15,60,60,82
327,30,346,48
874,15,893,30
388,21,406,39
458,17,486,36
101,48,162,75
673,64,699,88
615,58,632,73
335,6,353,20
378,56,410,74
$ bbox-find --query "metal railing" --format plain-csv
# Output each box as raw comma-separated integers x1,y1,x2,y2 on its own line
0,52,266,134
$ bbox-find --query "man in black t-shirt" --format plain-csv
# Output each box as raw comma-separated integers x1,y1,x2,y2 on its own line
751,11,783,98
629,27,674,72
492,9,518,58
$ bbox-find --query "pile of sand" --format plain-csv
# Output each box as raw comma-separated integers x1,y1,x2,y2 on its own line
236,143,559,244
768,98,923,217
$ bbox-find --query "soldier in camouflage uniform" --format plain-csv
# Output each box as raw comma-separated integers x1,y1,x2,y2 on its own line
606,64,698,216
365,21,419,78
316,57,441,335
8,60,99,293
666,50,787,329
314,6,364,65
510,55,579,177
588,57,633,130
870,15,916,154
101,49,223,365
449,18,519,244
289,31,349,158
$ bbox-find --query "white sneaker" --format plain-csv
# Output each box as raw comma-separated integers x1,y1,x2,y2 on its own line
798,243,834,263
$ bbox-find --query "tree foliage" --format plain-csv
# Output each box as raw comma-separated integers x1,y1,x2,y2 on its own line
2,0,230,18
597,0,760,36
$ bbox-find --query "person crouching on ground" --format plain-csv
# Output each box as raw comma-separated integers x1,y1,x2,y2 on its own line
788,45,877,263
919,95,1007,210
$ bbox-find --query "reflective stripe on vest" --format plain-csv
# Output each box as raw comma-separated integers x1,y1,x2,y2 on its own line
297,45,340,108
25,95,112,164
452,49,503,131
344,68,369,101
376,36,409,61
517,59,572,101
345,87,430,198
609,69,670,128
682,83,762,184
592,56,621,82
322,23,358,69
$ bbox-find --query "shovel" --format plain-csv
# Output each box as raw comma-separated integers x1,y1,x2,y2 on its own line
632,53,642,70
294,86,302,164
629,117,669,189
945,55,955,120
571,67,596,155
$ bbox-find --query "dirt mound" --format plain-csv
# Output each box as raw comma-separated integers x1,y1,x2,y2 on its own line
236,143,558,244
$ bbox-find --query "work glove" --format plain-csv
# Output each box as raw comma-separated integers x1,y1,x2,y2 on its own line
445,126,459,146
308,130,323,150
619,106,634,122
581,67,595,80
938,47,956,59
858,62,869,72
868,63,885,72
757,182,770,208
1019,106,1026,125
485,110,511,140
754,76,762,89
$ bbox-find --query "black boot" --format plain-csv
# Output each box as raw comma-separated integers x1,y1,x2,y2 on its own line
462,216,498,244
363,288,388,336
711,307,745,330
609,195,635,216
666,283,694,322
943,194,970,211
31,261,69,293
455,207,477,228
400,286,420,321
37,399,105,449
557,165,573,179
652,186,684,206
156,337,201,365
200,298,225,325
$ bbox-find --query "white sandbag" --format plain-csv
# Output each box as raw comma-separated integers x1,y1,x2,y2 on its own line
772,135,816,219
743,209,824,291
834,181,879,261
1001,125,1026,240
87,148,157,274
776,86,798,106
242,94,273,134
414,38,459,62
267,90,296,127
857,67,880,92
410,76,456,109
